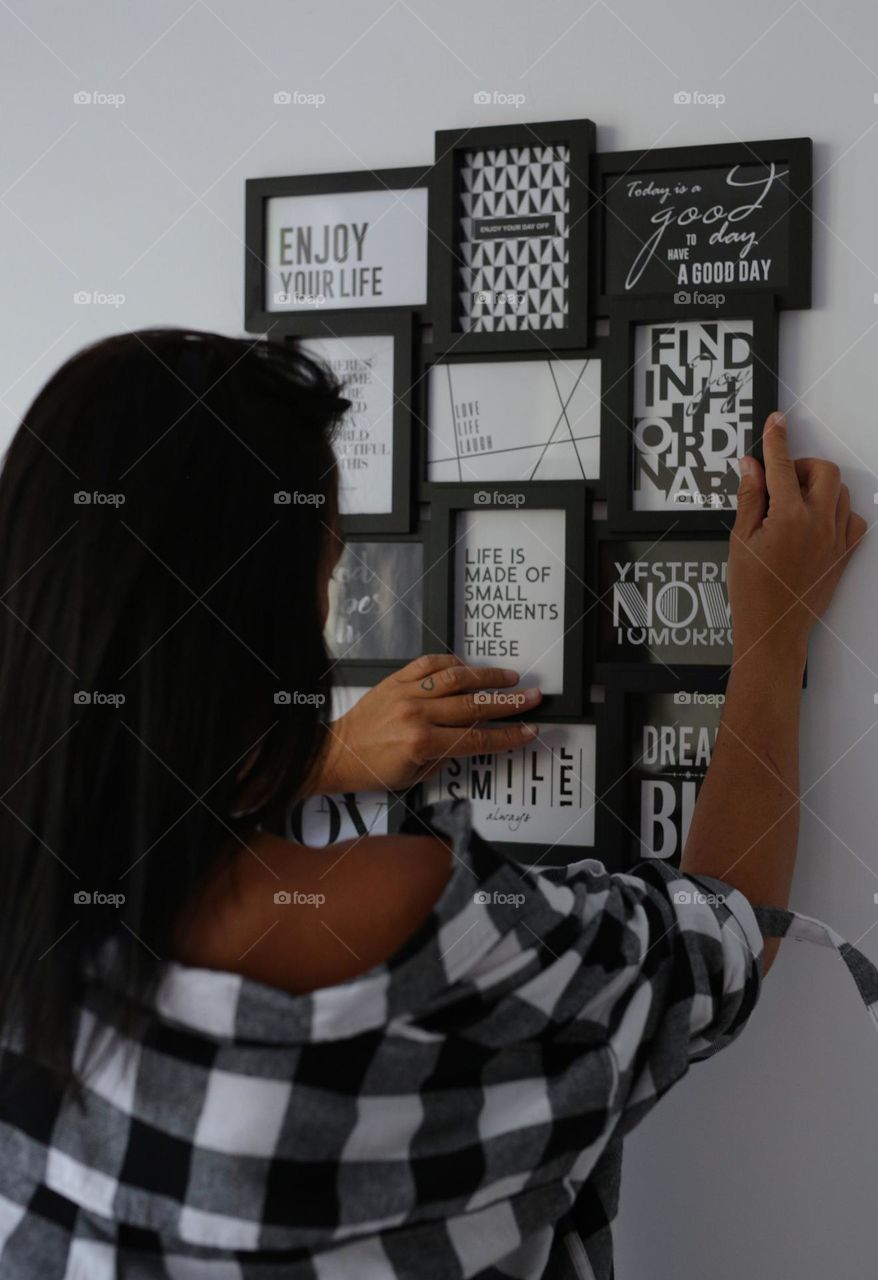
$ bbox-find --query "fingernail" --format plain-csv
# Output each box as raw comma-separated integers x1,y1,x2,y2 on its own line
769,410,786,428
502,669,520,683
738,455,755,478
521,723,539,738
521,687,542,703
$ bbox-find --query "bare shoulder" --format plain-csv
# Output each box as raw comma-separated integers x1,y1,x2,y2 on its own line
176,831,453,994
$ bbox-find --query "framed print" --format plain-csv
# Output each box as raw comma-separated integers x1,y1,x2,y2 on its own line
429,119,594,354
593,137,812,313
420,341,606,491
270,686,411,847
245,166,431,331
422,717,601,863
282,310,414,533
602,682,725,869
429,483,587,717
595,534,731,686
324,533,428,674
604,293,777,532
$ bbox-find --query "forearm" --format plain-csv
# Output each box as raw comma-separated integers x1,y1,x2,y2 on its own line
680,637,808,968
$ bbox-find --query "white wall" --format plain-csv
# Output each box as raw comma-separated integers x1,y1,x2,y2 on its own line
2,1,878,1274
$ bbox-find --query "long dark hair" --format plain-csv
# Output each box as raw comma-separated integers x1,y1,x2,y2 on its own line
0,328,346,1087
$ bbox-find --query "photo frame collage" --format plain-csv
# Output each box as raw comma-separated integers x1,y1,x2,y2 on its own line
244,125,812,871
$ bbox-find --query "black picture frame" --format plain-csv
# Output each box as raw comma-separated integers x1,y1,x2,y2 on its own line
604,292,778,533
429,119,595,354
278,310,415,534
600,679,727,870
428,482,588,717
592,136,812,314
323,530,437,679
593,530,732,689
412,708,613,866
417,338,608,500
244,165,432,333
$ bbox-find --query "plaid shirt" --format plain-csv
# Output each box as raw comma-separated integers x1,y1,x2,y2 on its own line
0,795,833,1280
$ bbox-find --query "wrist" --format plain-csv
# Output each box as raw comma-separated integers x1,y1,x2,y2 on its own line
307,721,351,796
731,628,808,678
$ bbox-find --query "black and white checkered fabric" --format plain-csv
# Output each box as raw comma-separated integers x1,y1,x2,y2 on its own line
0,794,845,1279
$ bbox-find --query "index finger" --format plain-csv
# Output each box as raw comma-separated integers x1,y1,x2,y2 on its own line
761,412,804,510
420,721,540,769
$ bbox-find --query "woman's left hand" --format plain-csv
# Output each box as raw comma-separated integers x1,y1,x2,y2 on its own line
309,653,542,794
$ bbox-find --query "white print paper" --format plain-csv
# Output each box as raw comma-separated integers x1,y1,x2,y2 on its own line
283,687,391,845
303,334,395,515
633,320,753,511
454,508,566,694
265,188,428,311
424,722,596,848
427,357,601,483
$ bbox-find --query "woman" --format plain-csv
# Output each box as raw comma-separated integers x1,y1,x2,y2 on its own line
0,329,866,1278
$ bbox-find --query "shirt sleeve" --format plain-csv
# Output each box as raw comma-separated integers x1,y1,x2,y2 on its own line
567,859,764,1135
463,852,764,1138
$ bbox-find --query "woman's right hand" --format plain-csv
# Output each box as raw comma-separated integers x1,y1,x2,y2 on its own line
729,411,867,662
